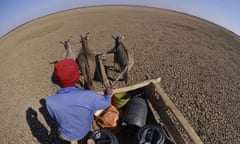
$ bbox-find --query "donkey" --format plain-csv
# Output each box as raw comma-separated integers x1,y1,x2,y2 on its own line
59,36,76,60
76,32,96,89
110,35,134,84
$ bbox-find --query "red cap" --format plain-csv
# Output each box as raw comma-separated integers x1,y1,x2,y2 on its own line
54,59,80,87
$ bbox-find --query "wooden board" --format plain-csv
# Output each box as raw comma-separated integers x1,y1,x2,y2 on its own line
144,83,185,144
154,83,203,144
96,55,110,88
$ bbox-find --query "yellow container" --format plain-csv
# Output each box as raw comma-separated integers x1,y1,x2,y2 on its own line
113,92,131,109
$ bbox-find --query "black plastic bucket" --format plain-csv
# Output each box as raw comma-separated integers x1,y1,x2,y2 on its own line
136,125,165,144
87,129,119,144
122,97,148,128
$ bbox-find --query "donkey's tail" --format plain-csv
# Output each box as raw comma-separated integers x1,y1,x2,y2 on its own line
86,61,91,83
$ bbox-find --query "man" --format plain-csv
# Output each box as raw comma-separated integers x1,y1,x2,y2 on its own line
46,58,112,143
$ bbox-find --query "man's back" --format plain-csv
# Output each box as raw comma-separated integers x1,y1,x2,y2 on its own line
46,87,110,141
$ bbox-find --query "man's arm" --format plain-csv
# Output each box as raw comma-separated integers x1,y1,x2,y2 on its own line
93,87,113,110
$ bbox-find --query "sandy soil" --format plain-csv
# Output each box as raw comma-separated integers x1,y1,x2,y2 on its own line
0,6,240,144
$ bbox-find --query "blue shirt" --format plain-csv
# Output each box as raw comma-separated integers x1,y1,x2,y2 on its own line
46,87,111,141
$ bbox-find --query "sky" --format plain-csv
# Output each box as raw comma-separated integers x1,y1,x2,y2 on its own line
0,0,240,38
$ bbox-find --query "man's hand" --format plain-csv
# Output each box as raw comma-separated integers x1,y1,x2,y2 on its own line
104,87,113,96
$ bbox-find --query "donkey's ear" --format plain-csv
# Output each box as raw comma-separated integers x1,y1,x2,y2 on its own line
79,34,83,43
68,36,72,42
120,35,125,40
112,35,116,40
59,41,64,44
85,32,90,40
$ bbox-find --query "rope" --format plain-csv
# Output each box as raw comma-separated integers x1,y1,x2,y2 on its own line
111,64,129,87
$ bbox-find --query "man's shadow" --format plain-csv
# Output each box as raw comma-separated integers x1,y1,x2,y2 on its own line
26,99,69,144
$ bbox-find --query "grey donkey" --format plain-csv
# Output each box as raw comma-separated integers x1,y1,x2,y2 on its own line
76,32,96,89
59,36,76,60
110,35,134,84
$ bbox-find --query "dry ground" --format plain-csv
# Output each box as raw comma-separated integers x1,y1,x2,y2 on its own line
0,6,240,144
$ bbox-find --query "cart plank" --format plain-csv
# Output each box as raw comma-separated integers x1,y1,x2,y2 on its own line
97,55,110,87
145,84,185,144
154,83,203,144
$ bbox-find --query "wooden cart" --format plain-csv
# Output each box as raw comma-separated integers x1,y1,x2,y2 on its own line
92,54,203,144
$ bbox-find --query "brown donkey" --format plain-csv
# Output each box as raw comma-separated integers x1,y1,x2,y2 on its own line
59,36,76,60
110,35,134,84
76,32,96,89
